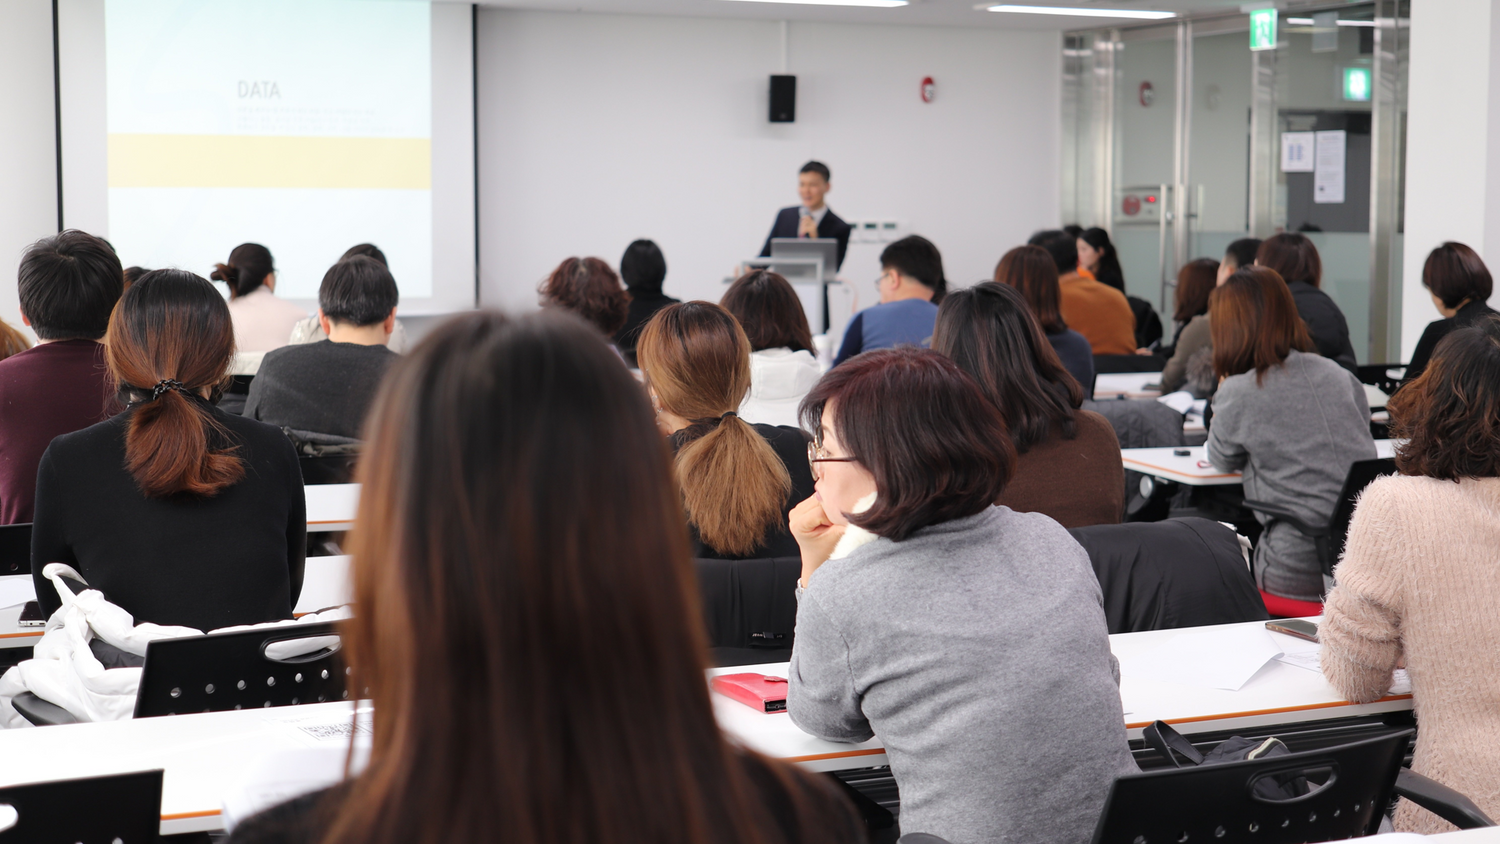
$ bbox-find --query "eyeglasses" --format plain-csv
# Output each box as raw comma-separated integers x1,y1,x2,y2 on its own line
807,440,856,480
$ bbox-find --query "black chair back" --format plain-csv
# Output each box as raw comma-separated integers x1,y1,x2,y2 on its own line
1356,363,1404,398
1094,354,1166,374
0,523,30,575
134,621,347,718
695,556,800,667
1091,729,1412,844
1069,518,1267,634
0,769,162,843
1329,457,1398,563
299,454,359,485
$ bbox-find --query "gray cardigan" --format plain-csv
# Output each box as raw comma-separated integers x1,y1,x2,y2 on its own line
1207,350,1377,601
788,506,1136,844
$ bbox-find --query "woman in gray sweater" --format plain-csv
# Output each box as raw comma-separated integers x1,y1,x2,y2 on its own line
1206,267,1376,602
786,347,1136,844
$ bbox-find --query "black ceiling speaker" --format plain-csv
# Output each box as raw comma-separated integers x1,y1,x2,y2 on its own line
770,75,796,123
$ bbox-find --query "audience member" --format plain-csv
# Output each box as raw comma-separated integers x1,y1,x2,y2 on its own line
1402,242,1497,384
1205,266,1375,602
245,256,400,440
933,282,1124,527
212,243,308,354
0,319,29,363
613,239,679,367
539,256,630,341
122,266,149,291
787,346,1135,844
0,231,122,525
833,235,945,366
1077,227,1161,350
1321,316,1500,833
287,244,408,352
227,310,865,844
1255,233,1358,373
1159,258,1220,394
637,302,813,560
721,269,820,428
996,245,1095,391
1030,230,1135,355
1219,237,1262,285
31,270,305,630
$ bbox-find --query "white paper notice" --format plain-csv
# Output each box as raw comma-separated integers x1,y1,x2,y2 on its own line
1121,626,1283,691
1314,130,1347,204
1281,132,1315,172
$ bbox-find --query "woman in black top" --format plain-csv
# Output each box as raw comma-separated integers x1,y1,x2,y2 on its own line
612,239,680,367
31,270,305,630
225,311,863,844
1403,241,1499,385
637,302,814,560
1256,233,1359,374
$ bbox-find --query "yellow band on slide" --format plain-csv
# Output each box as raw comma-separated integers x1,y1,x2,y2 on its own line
108,134,431,190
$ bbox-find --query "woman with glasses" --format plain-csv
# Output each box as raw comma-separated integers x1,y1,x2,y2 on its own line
637,302,814,560
787,347,1136,844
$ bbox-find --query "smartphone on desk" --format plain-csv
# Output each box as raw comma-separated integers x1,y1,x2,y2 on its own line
17,601,44,628
1266,619,1318,643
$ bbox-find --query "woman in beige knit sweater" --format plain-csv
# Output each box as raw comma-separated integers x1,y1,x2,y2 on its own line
1321,316,1500,833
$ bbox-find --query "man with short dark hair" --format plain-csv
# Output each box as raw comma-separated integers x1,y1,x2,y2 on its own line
245,256,399,439
759,160,853,270
0,230,124,524
1030,229,1135,355
832,235,945,366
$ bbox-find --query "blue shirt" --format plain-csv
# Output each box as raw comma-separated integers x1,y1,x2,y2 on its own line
834,298,939,366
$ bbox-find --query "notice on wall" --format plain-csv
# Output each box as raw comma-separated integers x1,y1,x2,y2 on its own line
1281,132,1315,172
1314,130,1347,204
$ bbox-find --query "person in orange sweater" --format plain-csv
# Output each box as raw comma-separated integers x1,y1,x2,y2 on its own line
1321,316,1500,833
1029,230,1135,355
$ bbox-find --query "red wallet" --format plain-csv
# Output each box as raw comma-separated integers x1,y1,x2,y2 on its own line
710,673,789,714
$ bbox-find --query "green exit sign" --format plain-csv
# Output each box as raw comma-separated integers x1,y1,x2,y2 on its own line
1250,8,1277,51
1343,67,1372,101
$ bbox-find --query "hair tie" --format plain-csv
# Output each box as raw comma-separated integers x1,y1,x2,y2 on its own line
151,379,186,401
720,411,737,421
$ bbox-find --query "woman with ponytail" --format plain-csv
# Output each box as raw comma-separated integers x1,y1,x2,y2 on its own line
637,302,815,560
30,270,307,631
212,242,308,353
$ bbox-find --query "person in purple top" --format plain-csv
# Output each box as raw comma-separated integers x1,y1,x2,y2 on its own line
834,235,946,366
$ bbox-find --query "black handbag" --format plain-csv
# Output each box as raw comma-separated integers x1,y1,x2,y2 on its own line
1143,720,1311,799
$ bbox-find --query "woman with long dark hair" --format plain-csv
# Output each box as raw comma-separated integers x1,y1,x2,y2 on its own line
721,270,820,428
31,270,305,630
227,310,864,844
212,243,308,353
933,282,1123,527
1205,266,1375,604
637,302,814,559
1077,227,1162,350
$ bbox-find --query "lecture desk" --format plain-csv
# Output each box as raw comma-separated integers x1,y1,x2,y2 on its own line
1093,373,1392,412
0,618,1410,835
1122,440,1397,486
304,483,359,532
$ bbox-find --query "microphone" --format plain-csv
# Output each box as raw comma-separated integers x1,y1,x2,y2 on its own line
799,206,812,238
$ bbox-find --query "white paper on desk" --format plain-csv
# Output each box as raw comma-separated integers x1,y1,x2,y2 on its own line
1275,648,1412,695
1157,391,1195,414
0,579,35,609
221,746,367,832
1122,626,1282,691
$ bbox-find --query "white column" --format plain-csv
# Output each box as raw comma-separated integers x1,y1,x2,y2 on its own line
0,0,60,339
1401,0,1500,360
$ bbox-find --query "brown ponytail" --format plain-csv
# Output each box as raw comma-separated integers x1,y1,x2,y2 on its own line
106,269,244,498
637,302,791,557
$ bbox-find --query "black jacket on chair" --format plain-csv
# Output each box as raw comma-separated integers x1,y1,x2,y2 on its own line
695,556,801,666
1068,518,1268,634
760,207,852,270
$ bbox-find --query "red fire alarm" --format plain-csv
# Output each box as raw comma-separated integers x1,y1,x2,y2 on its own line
921,76,935,103
1139,81,1154,107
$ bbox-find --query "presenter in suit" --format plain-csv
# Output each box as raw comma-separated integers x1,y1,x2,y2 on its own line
760,161,852,270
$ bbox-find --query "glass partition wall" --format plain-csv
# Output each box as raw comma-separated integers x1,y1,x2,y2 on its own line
1062,2,1409,362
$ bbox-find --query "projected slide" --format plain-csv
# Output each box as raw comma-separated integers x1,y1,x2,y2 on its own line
104,0,432,299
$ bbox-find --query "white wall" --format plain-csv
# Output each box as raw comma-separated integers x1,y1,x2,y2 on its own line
0,0,60,340
476,9,1062,318
1402,0,1500,360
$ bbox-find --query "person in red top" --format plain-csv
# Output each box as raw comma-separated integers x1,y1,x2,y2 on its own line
0,230,123,524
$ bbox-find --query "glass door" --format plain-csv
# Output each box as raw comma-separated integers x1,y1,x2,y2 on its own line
1111,25,1179,314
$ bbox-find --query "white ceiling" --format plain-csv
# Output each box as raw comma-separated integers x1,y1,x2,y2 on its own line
459,0,1253,32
